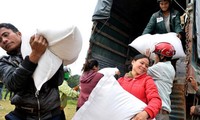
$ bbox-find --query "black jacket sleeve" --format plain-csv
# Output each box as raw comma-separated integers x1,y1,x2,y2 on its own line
0,55,37,91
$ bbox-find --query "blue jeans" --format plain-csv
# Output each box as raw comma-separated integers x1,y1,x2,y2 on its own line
0,82,3,100
5,113,21,120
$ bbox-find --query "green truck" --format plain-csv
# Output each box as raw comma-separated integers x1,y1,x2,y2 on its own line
85,0,199,119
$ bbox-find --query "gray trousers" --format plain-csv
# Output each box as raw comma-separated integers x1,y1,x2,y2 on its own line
155,113,169,120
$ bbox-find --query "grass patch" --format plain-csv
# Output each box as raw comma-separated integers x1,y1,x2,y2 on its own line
0,100,15,120
0,97,77,120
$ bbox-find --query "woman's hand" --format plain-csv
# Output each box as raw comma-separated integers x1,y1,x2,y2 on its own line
115,70,121,76
73,85,79,91
145,48,151,58
131,111,149,120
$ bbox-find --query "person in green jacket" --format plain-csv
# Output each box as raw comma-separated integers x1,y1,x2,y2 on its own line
142,0,184,71
142,0,183,39
59,67,79,120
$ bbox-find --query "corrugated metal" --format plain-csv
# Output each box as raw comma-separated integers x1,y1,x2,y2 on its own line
88,12,139,75
185,1,200,119
170,82,186,120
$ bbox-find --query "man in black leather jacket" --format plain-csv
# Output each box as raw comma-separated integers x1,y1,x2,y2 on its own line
0,23,64,120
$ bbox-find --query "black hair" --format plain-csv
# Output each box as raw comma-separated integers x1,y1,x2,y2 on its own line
157,0,171,3
157,54,172,62
81,59,99,72
128,54,150,70
158,0,172,10
0,23,19,33
133,54,150,62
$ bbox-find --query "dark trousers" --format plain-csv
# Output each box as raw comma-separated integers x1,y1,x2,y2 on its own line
171,58,178,72
0,82,3,100
60,110,66,120
5,110,62,120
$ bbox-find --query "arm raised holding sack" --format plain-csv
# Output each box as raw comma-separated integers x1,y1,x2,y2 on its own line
0,23,64,119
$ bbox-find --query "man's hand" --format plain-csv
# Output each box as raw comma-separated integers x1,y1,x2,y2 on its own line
29,34,48,63
190,106,196,115
177,33,182,39
187,76,199,91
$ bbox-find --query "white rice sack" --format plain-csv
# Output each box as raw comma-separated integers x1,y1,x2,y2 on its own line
129,33,186,59
36,25,82,63
72,68,155,120
98,67,119,76
21,25,82,91
0,48,7,56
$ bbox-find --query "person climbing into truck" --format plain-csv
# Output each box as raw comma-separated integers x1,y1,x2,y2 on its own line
142,0,185,71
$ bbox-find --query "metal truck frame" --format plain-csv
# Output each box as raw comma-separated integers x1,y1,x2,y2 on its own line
85,0,199,119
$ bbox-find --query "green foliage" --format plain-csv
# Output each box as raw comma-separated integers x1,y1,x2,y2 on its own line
67,74,80,88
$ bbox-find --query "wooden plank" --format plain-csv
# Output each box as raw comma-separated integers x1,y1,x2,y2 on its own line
94,27,128,48
98,20,129,38
90,41,127,58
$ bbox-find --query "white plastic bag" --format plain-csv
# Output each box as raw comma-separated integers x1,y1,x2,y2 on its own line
129,33,186,59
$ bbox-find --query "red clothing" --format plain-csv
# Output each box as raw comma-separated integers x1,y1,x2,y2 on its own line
118,73,161,119
77,70,103,108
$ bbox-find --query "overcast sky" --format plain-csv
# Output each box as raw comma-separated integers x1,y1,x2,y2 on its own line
0,0,98,75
